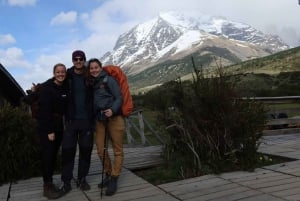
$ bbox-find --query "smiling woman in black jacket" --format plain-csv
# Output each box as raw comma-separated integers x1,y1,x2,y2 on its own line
36,63,69,199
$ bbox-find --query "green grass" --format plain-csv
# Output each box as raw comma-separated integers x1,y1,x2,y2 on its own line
133,153,295,186
266,103,300,117
267,103,300,110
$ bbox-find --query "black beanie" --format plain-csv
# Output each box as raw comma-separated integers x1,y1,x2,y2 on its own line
72,50,86,61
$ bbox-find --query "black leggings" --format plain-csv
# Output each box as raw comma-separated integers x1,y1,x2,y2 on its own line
39,131,62,183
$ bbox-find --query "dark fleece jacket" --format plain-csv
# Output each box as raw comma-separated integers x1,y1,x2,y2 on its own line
64,67,94,125
37,78,68,134
93,70,123,115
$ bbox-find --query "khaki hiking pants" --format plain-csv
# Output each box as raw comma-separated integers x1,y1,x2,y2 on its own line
95,115,125,177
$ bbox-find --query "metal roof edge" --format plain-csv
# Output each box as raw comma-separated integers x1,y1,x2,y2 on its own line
0,63,26,96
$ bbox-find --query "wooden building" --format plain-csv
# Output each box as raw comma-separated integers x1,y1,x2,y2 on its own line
0,63,25,106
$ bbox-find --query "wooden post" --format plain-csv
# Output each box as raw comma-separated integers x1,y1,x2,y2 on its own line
137,110,146,144
125,117,134,144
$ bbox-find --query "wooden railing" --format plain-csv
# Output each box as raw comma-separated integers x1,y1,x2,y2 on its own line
250,96,300,135
125,109,164,146
125,97,300,141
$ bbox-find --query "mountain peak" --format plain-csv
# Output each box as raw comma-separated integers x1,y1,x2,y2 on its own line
158,11,214,30
101,11,289,75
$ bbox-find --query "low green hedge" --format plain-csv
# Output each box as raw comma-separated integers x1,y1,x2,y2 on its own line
0,101,40,185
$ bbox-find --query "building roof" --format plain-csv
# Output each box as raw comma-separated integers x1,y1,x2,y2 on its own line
0,63,26,106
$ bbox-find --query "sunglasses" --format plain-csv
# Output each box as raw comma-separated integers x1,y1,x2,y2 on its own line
73,57,84,62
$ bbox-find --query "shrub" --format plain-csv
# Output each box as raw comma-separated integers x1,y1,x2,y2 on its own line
0,101,40,185
145,61,267,178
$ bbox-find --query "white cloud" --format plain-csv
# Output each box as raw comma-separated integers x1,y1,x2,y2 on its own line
50,11,77,26
0,47,26,67
0,34,16,45
8,0,36,6
0,47,58,90
2,0,300,91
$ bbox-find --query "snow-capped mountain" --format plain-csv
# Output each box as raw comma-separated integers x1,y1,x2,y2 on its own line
100,11,289,76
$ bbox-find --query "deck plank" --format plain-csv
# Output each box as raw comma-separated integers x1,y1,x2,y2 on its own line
4,133,300,201
0,184,10,201
4,145,176,201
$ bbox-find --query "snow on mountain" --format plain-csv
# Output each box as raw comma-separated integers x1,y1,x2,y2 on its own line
156,30,207,58
100,11,289,75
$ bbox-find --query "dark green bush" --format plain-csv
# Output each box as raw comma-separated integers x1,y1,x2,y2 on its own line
144,64,267,178
0,101,40,185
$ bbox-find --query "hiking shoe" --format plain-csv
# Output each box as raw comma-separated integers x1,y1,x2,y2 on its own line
105,176,118,196
59,182,71,196
43,182,63,199
97,173,110,188
77,178,91,191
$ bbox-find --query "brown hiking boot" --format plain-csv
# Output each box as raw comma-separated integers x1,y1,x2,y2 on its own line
43,182,63,199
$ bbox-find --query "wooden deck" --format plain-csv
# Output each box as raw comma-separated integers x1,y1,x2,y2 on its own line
3,134,300,201
5,168,178,201
2,145,171,201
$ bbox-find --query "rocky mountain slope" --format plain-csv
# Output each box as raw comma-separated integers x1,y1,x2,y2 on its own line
100,11,290,92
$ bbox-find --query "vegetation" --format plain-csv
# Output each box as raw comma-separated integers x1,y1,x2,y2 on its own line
228,46,300,74
0,102,41,185
230,71,300,97
129,46,300,94
138,59,269,182
134,153,294,185
133,47,300,184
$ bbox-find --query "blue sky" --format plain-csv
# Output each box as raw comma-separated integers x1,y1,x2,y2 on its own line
0,0,299,90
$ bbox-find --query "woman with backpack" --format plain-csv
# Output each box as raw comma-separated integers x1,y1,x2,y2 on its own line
87,58,125,196
26,63,69,199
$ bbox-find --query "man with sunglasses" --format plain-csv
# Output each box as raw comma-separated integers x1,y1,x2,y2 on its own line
60,50,94,195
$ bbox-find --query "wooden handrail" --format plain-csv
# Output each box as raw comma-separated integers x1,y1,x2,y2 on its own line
249,96,300,135
247,96,300,100
125,109,164,146
245,96,300,104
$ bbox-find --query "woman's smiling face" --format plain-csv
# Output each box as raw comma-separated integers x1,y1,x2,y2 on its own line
53,64,66,83
89,61,102,77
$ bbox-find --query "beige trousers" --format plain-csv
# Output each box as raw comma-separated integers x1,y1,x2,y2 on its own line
95,115,125,177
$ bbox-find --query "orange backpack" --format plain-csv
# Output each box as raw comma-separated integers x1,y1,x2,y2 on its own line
103,65,134,117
